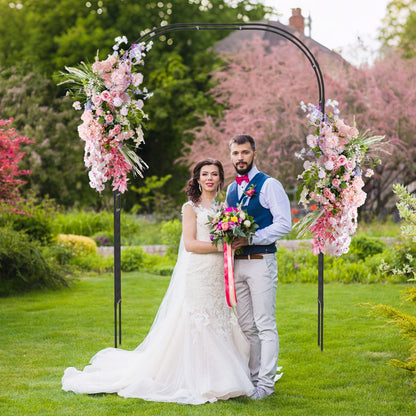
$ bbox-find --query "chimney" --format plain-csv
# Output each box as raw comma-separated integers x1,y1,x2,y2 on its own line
289,8,304,34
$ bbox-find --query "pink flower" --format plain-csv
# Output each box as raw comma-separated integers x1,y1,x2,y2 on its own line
332,178,340,187
113,96,123,107
93,96,103,106
306,134,317,148
324,160,335,170
246,188,255,197
101,91,112,102
221,222,230,231
132,73,144,87
105,114,114,123
336,155,348,166
323,188,335,202
345,160,355,171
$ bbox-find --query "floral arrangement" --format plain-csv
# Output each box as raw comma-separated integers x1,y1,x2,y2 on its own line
59,36,153,193
208,205,258,246
295,99,386,256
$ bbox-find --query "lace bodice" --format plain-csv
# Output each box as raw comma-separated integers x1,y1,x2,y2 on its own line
181,201,239,338
182,200,216,242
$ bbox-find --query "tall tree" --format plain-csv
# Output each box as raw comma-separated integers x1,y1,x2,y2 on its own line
0,0,272,208
380,0,416,58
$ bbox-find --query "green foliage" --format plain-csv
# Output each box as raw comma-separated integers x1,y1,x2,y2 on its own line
160,219,182,258
120,246,145,272
0,196,58,244
380,0,416,58
120,246,174,274
276,237,390,284
68,252,113,273
348,234,387,261
367,183,416,388
0,0,271,209
393,183,416,242
0,67,106,208
0,227,69,296
130,174,178,219
52,210,113,236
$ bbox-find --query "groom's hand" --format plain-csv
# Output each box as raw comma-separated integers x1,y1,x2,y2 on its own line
232,237,248,250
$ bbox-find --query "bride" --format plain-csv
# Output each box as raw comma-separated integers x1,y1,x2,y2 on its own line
62,158,255,404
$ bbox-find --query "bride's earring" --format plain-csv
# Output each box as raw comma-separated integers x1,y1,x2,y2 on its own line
216,184,221,198
198,183,202,193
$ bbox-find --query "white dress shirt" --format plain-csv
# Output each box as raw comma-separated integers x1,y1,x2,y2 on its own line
230,166,292,246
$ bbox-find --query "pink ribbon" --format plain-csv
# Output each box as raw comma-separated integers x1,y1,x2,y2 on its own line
223,242,237,309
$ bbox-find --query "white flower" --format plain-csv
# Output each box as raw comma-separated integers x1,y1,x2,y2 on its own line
73,101,82,110
324,160,335,170
113,97,123,107
243,220,251,227
365,168,374,178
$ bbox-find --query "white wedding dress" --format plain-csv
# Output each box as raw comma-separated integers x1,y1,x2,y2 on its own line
62,202,255,404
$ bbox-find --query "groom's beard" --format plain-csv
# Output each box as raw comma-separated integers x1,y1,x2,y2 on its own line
234,159,254,175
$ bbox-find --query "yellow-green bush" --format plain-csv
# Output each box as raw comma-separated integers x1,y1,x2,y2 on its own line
56,234,97,257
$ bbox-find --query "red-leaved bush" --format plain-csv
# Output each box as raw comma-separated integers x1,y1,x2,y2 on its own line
0,117,32,211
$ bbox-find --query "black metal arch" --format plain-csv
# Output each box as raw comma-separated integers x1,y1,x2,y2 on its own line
113,22,326,350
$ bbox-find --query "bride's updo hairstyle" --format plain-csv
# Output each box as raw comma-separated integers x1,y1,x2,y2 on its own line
185,158,224,204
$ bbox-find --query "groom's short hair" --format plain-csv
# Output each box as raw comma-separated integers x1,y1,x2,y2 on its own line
229,134,256,151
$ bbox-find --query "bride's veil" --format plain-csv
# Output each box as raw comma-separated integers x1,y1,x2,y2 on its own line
133,233,189,353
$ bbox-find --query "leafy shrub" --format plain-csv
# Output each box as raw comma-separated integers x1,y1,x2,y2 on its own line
276,239,393,284
121,246,145,272
120,246,175,274
0,227,69,296
52,210,113,236
0,196,57,244
69,253,113,273
160,219,182,258
348,234,387,261
56,234,97,256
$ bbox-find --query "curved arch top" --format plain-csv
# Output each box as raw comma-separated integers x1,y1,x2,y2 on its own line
135,22,325,109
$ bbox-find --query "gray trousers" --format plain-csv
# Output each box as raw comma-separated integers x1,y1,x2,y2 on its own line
234,254,278,394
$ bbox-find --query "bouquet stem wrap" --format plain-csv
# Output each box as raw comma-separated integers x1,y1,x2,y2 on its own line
223,242,237,309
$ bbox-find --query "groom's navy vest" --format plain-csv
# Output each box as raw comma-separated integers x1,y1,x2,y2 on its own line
226,172,277,255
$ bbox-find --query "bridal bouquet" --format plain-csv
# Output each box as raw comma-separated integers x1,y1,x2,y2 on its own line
208,205,258,310
59,36,153,193
295,100,386,256
208,205,258,246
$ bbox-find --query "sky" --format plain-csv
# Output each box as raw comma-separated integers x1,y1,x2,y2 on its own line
262,0,391,65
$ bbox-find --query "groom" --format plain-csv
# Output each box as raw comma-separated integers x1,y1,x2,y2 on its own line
226,134,292,399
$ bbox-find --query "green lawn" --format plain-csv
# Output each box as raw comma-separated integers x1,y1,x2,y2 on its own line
1,273,415,416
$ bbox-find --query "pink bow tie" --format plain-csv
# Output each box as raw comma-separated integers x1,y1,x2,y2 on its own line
235,175,249,185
